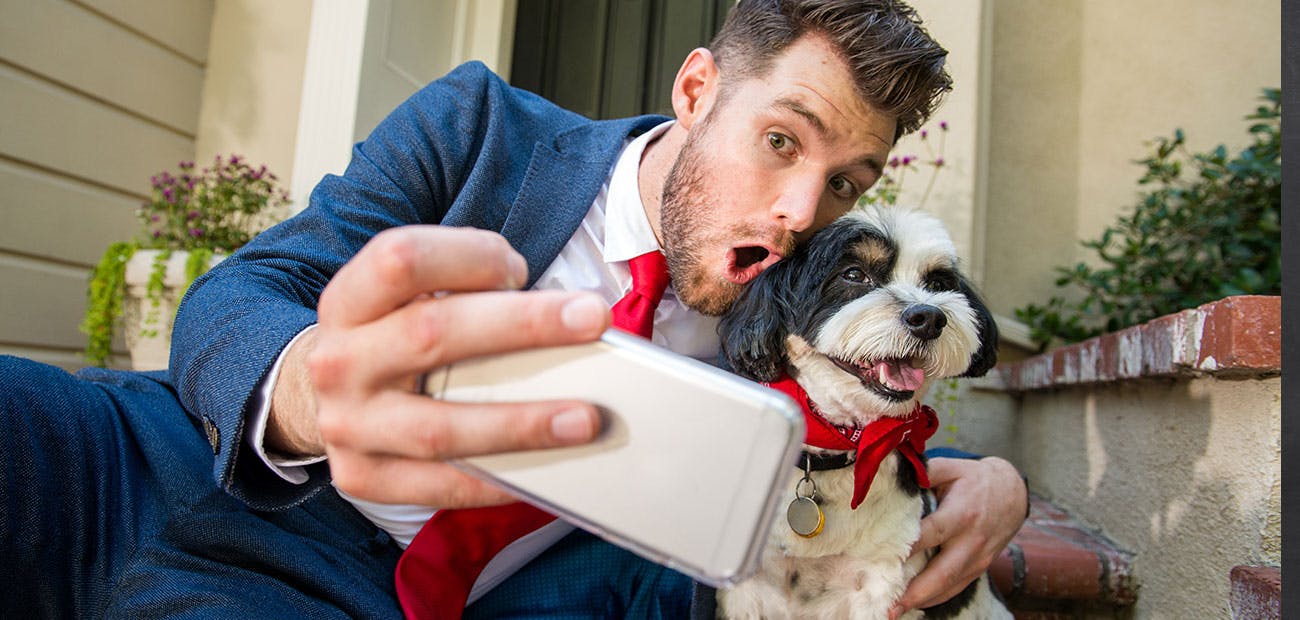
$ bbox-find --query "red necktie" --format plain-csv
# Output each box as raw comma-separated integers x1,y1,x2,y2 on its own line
610,250,670,339
394,250,671,619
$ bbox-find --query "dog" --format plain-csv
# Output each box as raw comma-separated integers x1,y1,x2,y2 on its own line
715,205,1009,619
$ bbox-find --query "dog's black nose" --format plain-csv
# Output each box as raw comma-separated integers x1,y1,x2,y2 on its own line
902,304,947,340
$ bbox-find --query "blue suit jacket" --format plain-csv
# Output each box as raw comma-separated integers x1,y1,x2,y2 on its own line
170,61,669,510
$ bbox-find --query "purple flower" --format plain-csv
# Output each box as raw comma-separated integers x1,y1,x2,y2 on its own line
189,228,204,237
187,211,200,220
934,157,945,167
940,121,949,131
888,157,901,168
153,230,162,238
162,188,174,201
151,215,160,222
921,130,929,139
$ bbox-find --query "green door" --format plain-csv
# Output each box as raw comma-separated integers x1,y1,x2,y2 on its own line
509,0,733,119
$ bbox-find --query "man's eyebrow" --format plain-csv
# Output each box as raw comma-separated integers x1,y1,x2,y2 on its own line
773,97,826,136
772,97,885,176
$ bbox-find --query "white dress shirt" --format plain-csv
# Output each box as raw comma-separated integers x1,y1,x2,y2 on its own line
246,119,719,601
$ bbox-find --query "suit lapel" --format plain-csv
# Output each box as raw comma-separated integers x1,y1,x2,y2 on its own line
501,115,669,288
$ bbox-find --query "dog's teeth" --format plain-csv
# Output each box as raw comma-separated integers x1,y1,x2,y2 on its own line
877,363,892,388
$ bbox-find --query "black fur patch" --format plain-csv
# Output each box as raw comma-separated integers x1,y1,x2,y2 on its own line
893,453,923,497
919,577,981,619
956,273,999,378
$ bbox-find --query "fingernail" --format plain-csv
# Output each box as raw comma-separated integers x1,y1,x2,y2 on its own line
560,294,607,334
551,408,596,443
504,252,528,290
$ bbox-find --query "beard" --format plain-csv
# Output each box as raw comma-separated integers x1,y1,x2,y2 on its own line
660,120,753,317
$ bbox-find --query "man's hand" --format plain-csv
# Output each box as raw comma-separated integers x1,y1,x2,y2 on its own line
267,226,610,509
888,456,1027,619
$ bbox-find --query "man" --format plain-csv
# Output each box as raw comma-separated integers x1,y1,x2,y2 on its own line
1,1,1026,617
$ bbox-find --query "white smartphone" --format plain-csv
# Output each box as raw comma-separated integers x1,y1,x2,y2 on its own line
422,328,804,587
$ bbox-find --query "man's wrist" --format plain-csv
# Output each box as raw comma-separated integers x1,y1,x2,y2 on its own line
267,325,326,457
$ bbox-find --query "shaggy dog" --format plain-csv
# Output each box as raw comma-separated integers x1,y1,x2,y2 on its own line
715,205,1009,619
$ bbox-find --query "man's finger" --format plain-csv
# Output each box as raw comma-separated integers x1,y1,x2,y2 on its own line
892,540,978,616
310,290,609,392
319,390,602,461
910,510,948,557
922,457,965,490
328,454,520,508
320,226,529,327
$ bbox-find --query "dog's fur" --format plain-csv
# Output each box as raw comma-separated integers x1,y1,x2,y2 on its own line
716,205,1010,619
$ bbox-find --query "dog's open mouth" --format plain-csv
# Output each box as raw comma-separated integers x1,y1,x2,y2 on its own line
830,357,925,402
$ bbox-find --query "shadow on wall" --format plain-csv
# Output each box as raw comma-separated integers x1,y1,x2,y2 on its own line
1020,378,1279,616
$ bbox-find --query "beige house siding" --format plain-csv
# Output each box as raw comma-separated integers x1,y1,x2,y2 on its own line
981,0,1281,320
0,0,214,369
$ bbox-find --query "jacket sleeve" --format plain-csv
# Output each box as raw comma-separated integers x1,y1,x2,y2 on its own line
168,61,527,510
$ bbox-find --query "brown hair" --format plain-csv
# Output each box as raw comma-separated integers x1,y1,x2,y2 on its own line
708,0,952,138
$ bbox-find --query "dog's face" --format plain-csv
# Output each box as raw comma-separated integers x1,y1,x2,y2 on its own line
720,205,998,425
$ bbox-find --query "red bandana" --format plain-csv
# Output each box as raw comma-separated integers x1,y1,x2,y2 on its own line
765,374,938,509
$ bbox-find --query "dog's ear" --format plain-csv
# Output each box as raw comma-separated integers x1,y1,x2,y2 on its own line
719,262,794,382
958,274,1000,378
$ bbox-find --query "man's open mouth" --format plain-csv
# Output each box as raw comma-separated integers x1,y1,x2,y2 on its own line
830,356,926,402
725,245,782,285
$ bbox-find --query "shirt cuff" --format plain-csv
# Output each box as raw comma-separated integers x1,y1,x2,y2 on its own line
246,324,326,484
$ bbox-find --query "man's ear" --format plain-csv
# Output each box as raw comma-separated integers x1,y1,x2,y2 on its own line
671,47,720,131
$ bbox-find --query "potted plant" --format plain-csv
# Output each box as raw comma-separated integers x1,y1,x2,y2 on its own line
80,154,289,369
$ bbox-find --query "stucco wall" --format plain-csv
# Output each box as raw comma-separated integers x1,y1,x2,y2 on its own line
1017,376,1281,617
981,0,1280,319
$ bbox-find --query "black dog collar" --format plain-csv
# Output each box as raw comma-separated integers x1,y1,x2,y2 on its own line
799,450,854,472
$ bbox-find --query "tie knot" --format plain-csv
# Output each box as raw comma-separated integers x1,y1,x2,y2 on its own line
627,250,670,302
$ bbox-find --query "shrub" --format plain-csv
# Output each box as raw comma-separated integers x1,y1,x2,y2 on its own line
1016,88,1281,350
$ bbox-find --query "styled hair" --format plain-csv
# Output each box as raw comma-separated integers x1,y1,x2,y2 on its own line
708,0,952,138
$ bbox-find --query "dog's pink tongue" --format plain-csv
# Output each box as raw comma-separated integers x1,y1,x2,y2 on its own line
878,360,925,391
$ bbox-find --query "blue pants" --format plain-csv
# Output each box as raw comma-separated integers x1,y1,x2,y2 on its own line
0,356,700,618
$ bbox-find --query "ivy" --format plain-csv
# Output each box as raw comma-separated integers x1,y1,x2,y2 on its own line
80,242,137,367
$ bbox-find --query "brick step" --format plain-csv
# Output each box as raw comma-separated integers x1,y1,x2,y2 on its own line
1229,565,1280,619
989,494,1136,618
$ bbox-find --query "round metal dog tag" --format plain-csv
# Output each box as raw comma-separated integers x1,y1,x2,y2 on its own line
787,496,824,538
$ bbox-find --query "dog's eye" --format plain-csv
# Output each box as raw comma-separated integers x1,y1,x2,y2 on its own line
840,267,871,284
924,269,959,292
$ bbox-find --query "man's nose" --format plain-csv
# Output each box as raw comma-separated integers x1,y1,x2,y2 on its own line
772,177,822,232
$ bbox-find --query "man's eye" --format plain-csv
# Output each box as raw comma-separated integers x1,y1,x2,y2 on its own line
767,132,792,153
840,267,870,283
829,175,856,198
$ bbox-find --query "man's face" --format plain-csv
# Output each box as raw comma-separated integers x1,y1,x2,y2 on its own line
660,34,897,316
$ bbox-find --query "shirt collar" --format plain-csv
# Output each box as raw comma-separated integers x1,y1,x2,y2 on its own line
603,120,675,264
